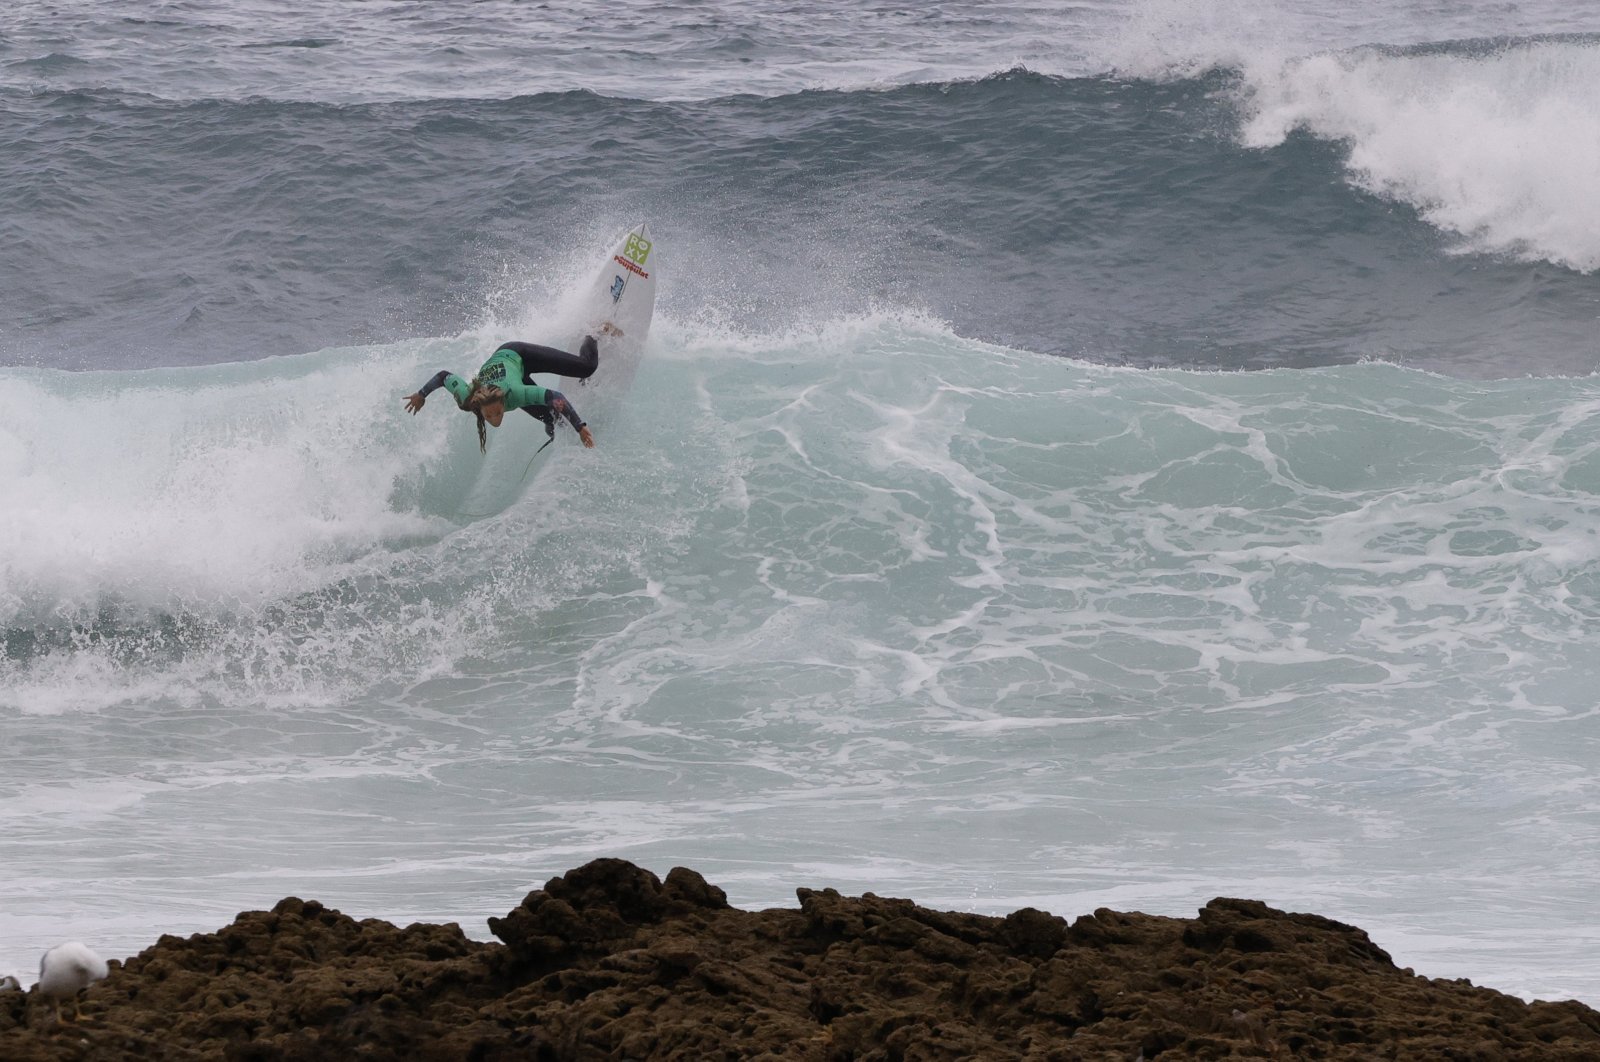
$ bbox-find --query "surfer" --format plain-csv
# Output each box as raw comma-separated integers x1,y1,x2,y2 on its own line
404,336,599,453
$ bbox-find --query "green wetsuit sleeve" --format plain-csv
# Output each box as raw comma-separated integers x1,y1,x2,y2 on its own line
498,379,550,411
418,371,471,405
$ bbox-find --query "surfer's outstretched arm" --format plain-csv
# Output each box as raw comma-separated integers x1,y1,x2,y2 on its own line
522,390,594,448
404,371,459,414
549,391,594,448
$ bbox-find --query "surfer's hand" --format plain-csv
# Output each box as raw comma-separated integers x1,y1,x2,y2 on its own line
579,426,595,448
404,393,425,414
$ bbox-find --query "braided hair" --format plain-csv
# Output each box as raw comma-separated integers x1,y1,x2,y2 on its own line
459,378,506,454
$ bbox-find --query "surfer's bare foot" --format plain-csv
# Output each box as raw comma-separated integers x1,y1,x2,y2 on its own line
599,322,623,337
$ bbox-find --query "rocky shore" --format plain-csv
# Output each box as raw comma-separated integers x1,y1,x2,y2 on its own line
2,858,1597,1060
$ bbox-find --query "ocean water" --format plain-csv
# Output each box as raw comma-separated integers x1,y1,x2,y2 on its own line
4,0,1600,1005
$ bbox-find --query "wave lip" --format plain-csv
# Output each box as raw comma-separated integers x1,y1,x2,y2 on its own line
1236,36,1600,272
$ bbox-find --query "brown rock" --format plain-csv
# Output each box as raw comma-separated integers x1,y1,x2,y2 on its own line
1,858,1597,1061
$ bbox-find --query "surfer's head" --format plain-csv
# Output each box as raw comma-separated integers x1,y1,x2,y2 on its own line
459,381,507,453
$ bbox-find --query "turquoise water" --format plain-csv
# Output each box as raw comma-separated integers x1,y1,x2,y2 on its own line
5,313,1600,998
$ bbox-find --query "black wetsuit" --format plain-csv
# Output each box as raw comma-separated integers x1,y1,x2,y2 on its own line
498,336,599,382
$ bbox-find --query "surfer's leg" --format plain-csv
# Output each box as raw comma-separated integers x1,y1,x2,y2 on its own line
506,337,599,382
572,334,598,379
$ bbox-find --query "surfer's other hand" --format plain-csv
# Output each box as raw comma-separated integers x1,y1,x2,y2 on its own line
404,393,425,414
579,426,595,448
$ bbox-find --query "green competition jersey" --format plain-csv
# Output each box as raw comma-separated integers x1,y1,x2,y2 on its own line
442,347,552,410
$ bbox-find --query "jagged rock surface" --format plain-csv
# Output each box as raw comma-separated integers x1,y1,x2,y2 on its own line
3,857,1597,1060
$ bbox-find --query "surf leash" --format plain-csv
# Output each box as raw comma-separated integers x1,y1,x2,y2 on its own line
457,437,556,520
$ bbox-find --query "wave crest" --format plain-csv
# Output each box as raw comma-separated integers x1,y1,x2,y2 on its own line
1237,36,1600,271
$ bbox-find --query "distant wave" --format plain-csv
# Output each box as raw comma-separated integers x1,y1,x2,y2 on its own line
0,0,1088,106
5,45,1598,379
1235,35,1600,272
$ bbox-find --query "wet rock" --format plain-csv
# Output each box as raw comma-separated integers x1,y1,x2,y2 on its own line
1002,906,1067,959
663,865,729,911
2,859,1598,1060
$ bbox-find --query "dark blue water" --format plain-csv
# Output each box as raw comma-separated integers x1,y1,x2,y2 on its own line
6,53,1599,375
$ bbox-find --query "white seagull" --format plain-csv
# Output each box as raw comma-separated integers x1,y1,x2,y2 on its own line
37,942,108,1023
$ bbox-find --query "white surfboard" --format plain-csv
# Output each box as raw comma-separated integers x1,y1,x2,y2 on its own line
564,222,657,394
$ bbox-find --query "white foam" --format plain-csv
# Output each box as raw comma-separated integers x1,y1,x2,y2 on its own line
0,351,454,624
1237,39,1600,271
1097,0,1304,80
1095,0,1589,83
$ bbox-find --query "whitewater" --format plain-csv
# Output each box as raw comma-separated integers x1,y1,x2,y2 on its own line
4,0,1600,1008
